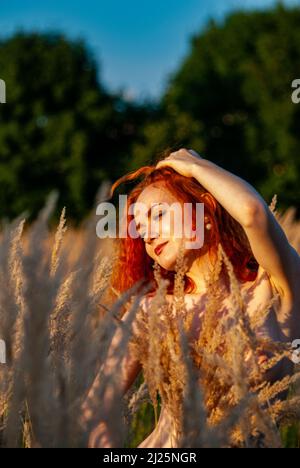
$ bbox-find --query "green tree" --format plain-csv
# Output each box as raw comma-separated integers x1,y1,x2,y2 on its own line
0,32,152,222
130,5,300,215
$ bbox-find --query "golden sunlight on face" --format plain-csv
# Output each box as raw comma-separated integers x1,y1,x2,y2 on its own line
133,184,200,271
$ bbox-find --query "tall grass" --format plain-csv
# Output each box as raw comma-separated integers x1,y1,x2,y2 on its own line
0,187,299,448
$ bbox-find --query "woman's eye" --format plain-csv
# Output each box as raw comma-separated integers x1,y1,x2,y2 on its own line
154,210,165,220
139,211,166,239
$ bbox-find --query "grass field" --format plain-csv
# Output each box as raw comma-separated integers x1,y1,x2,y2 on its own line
0,189,299,448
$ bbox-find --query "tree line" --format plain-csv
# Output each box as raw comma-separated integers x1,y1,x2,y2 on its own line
0,4,299,224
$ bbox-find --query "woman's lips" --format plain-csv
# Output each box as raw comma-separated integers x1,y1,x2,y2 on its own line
154,242,168,256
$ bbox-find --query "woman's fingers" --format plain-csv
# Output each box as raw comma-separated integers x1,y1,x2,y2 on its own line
188,148,202,158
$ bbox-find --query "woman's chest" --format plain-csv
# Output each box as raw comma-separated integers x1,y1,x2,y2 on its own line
165,268,285,344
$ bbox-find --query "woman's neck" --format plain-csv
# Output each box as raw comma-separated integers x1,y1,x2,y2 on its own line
185,248,230,295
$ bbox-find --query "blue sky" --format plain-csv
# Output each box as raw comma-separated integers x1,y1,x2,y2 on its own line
0,0,299,101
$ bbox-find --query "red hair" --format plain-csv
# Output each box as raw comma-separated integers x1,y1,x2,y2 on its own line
108,152,258,299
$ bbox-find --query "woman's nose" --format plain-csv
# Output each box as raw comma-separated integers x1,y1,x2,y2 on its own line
144,230,159,243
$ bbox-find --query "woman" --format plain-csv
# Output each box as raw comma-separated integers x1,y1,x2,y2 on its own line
84,148,300,448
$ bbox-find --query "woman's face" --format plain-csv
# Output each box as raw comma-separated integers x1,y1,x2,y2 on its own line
133,183,200,271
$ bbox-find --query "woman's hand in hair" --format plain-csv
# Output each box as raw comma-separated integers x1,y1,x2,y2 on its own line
155,148,204,178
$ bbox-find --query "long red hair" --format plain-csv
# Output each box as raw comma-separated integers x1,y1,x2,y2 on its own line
107,153,258,299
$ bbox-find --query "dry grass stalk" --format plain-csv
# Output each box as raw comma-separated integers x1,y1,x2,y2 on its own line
0,189,299,448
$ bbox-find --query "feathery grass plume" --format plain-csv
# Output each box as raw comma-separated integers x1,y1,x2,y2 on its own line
2,218,28,447
50,207,67,278
126,381,152,423
0,217,28,447
1,184,300,448
191,244,231,422
2,194,58,447
248,292,281,332
258,373,300,406
173,238,188,316
0,217,26,355
128,247,190,446
63,184,118,432
176,316,207,448
142,276,170,428
88,248,120,327
80,280,151,447
269,194,278,217
80,278,148,406
187,241,286,446
200,247,249,432
139,238,196,446
272,396,300,426
21,193,61,448
161,246,194,444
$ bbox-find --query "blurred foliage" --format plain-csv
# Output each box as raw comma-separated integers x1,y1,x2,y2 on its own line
130,4,300,216
281,424,300,448
0,32,157,223
124,372,161,448
126,375,300,448
0,4,300,222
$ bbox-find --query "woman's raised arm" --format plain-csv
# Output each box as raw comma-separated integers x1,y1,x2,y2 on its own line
156,148,300,339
